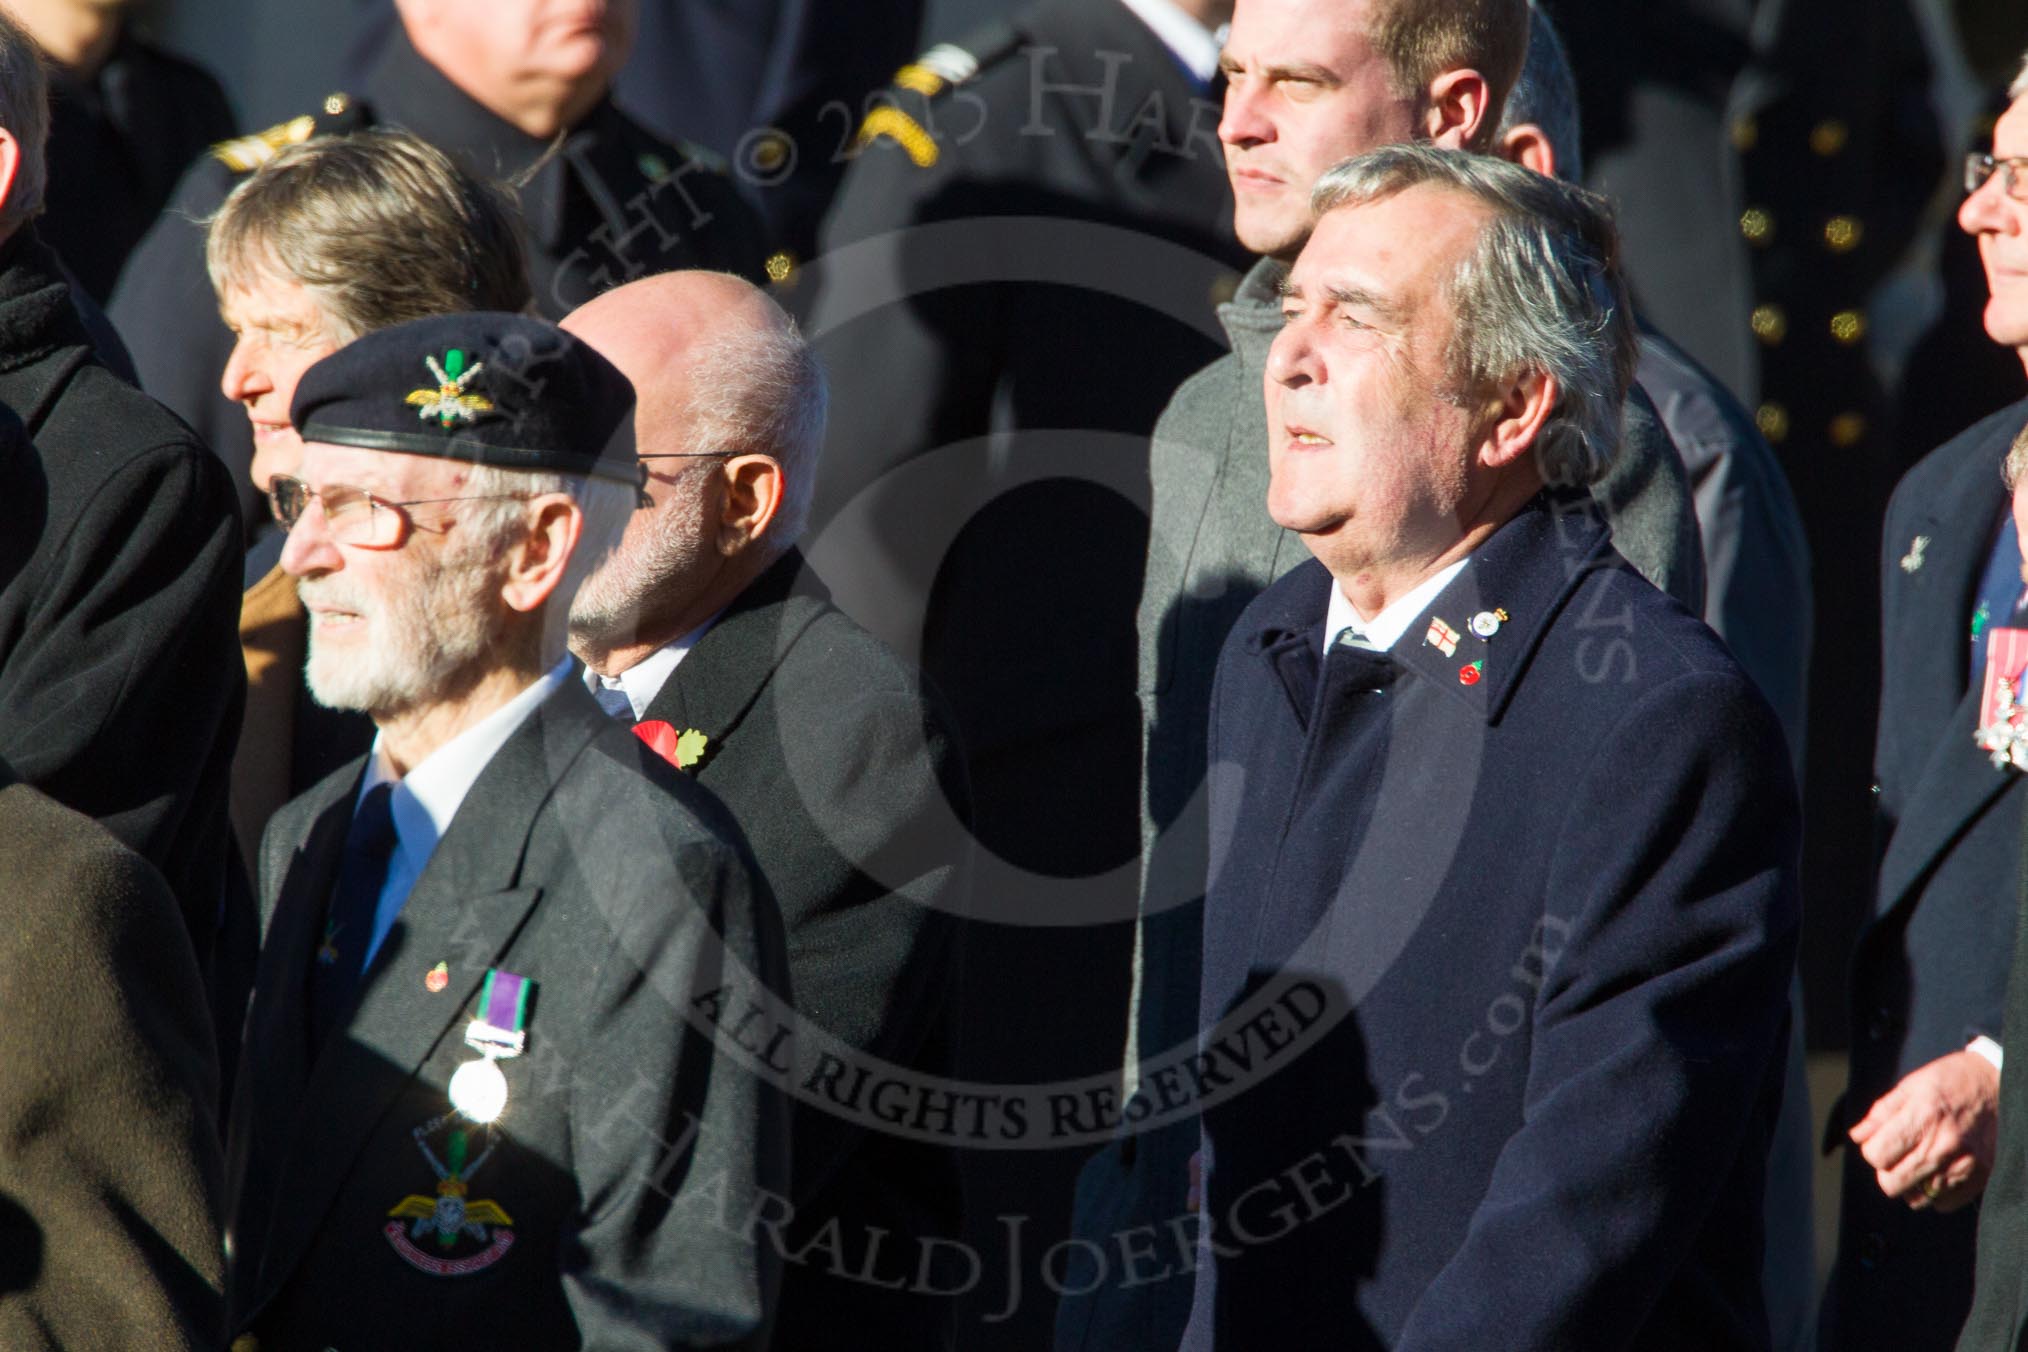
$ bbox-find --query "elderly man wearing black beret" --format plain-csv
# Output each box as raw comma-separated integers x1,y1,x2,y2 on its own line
223,312,792,1351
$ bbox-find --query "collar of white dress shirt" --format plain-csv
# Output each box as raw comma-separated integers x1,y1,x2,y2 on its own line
360,654,574,870
579,611,723,721
1117,0,1225,86
1323,557,1470,653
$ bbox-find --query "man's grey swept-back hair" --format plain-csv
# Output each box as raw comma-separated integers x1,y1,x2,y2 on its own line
672,310,828,548
2012,49,2028,101
1496,4,1583,182
1311,144,1636,488
0,10,49,239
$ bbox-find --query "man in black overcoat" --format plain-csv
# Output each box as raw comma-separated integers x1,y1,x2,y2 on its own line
1186,145,1799,1350
565,270,972,1349
111,0,773,537
1819,52,2028,1352
1927,54,2028,1352
0,12,244,993
225,313,790,1349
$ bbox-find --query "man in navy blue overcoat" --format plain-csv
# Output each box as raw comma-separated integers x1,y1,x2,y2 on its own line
1182,145,1802,1351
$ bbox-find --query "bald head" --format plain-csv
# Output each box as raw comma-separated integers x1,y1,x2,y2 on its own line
563,271,829,671
564,272,792,446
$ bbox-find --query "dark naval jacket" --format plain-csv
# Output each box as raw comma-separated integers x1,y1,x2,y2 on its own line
111,24,772,533
1184,493,1800,1351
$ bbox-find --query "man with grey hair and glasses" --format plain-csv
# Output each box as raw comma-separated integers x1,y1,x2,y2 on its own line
1185,145,1799,1350
1892,51,2028,1352
227,310,789,1348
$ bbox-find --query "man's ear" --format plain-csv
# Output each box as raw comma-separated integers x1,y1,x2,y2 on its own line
500,495,584,613
1478,368,1558,472
1425,68,1494,150
1498,122,1558,179
715,454,784,556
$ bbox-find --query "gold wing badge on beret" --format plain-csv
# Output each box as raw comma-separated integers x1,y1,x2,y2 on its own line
405,349,494,427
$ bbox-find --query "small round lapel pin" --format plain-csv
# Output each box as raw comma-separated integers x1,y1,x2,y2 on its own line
425,961,450,994
1470,608,1508,639
1459,661,1484,686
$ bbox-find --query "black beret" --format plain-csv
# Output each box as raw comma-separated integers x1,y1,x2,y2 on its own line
290,311,639,484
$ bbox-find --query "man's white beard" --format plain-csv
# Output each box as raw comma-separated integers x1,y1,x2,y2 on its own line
569,495,711,650
302,547,506,718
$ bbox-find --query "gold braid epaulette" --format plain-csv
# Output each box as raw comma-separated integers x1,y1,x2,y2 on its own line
209,114,318,173
851,39,998,169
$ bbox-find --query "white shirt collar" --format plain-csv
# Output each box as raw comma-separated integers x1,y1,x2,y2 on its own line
1117,0,1225,85
1323,557,1471,653
361,654,574,865
579,611,722,721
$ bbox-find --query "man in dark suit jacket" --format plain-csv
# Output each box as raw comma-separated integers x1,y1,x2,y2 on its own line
0,762,225,1349
1186,145,1798,1350
226,313,790,1349
0,12,245,1008
565,271,971,1349
1821,59,2028,1352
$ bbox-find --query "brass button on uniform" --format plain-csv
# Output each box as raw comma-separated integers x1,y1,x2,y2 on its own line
1751,304,1788,344
1810,119,1849,156
1740,207,1775,246
1830,412,1868,446
323,92,349,117
764,251,797,284
1824,215,1864,253
752,132,790,172
1756,402,1790,443
1830,310,1867,345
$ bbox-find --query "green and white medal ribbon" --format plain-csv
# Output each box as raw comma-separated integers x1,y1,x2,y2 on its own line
449,969,530,1124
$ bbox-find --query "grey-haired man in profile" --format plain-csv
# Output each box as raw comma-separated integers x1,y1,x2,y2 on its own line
1188,143,1797,1350
1063,0,1703,1341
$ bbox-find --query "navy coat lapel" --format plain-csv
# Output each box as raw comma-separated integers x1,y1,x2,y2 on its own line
1874,429,2017,916
247,682,608,1312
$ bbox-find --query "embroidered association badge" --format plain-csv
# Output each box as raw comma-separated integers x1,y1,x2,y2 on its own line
384,1112,515,1276
404,348,495,428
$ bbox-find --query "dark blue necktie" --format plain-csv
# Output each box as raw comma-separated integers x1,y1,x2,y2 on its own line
592,680,635,725
309,782,398,1052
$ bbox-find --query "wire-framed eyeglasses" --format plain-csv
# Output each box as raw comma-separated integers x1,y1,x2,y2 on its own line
1966,152,2028,199
266,475,530,549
